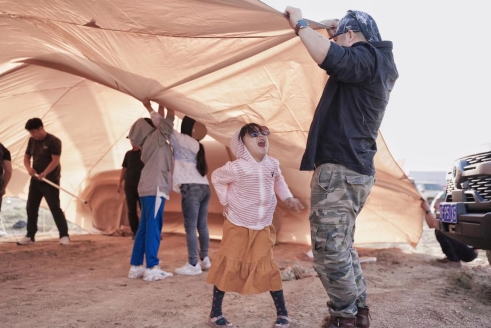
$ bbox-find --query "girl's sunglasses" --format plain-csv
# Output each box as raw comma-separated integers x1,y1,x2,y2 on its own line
248,126,270,138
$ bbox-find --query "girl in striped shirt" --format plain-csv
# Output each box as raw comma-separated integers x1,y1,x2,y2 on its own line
206,123,304,328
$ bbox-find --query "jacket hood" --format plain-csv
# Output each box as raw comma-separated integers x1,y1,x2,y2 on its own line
128,118,155,147
230,129,257,162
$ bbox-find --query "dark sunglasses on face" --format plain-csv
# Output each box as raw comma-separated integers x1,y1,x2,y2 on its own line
248,126,270,138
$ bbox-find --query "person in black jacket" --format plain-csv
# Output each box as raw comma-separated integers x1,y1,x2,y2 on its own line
285,7,398,328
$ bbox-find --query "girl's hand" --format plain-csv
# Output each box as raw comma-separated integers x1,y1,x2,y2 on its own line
142,99,153,112
285,197,305,212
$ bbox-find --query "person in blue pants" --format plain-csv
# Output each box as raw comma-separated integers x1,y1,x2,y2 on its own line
127,99,175,282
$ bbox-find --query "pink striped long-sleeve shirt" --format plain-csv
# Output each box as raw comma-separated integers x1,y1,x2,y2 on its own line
211,130,293,230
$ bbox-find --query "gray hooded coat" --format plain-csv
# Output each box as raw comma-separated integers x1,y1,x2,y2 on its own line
128,112,174,198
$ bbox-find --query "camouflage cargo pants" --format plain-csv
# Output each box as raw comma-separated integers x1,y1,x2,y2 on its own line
310,163,374,318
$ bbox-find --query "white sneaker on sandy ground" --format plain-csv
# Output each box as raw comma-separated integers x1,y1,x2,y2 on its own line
200,257,211,271
59,236,70,245
128,265,146,279
143,266,174,281
175,262,202,275
17,236,35,245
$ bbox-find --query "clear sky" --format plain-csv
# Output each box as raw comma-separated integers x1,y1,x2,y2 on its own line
261,0,490,173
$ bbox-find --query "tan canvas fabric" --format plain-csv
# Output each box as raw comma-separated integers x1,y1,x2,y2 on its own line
0,0,423,246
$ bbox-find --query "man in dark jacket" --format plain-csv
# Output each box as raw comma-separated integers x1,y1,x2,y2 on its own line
285,7,398,328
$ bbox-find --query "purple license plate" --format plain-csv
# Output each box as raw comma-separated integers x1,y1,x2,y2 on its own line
439,203,466,224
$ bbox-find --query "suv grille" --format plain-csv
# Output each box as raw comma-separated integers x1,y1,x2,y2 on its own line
446,151,491,202
463,151,491,165
468,176,491,201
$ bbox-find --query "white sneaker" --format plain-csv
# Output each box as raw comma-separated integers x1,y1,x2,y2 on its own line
200,257,211,271
175,262,203,275
143,266,173,281
17,236,34,245
128,265,146,279
59,236,70,245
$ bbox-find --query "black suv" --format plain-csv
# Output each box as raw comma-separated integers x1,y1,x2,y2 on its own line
439,150,491,256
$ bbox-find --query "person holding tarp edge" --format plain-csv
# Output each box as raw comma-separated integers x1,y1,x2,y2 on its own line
170,116,212,276
18,118,70,246
284,6,398,328
421,198,478,267
127,100,175,282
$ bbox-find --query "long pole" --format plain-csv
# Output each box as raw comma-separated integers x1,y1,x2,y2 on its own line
38,176,88,204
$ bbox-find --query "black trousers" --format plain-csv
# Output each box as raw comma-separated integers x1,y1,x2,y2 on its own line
26,177,69,240
435,230,478,262
124,184,140,235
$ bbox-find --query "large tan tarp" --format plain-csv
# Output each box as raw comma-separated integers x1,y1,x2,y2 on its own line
0,0,423,246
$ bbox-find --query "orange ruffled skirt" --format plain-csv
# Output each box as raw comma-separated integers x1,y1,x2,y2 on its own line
206,219,282,295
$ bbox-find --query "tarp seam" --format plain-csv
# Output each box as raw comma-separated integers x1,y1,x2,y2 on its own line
0,12,292,39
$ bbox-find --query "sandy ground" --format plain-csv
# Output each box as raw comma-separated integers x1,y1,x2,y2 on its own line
1,223,490,328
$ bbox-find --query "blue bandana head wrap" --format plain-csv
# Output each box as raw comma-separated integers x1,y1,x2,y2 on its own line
330,10,381,43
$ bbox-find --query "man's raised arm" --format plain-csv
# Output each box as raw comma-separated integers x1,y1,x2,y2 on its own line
284,6,338,65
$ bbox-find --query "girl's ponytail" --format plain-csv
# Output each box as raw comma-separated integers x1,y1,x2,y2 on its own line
196,142,208,177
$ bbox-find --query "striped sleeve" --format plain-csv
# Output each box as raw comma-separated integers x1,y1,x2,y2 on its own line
211,161,236,206
273,160,293,201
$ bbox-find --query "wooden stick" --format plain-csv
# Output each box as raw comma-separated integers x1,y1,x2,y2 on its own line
38,176,88,204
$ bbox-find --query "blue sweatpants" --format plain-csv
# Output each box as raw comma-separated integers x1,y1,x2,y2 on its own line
130,196,165,268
